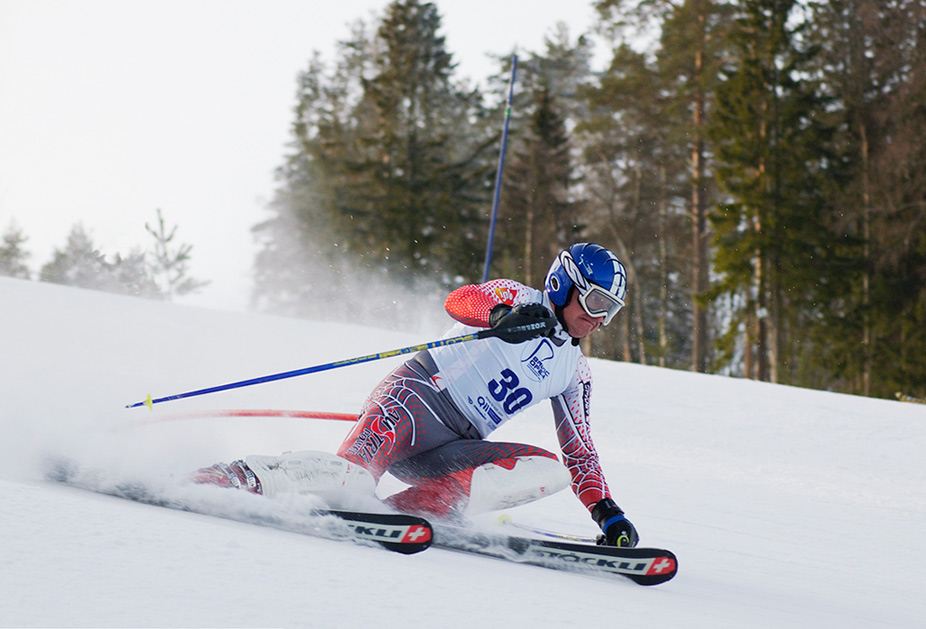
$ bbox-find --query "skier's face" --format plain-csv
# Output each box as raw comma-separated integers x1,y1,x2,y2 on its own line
562,290,603,338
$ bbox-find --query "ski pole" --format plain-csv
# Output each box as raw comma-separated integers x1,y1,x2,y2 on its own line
125,322,546,410
481,54,518,283
497,514,598,544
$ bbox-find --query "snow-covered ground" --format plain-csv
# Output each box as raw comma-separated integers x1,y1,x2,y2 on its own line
2,275,924,627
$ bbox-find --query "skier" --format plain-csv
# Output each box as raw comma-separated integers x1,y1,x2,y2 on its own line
194,243,639,547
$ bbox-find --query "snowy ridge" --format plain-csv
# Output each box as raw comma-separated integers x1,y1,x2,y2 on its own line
2,275,925,627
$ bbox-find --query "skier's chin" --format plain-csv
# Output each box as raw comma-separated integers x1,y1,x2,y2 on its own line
570,317,601,339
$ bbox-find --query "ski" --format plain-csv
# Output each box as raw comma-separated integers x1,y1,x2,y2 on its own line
324,510,432,554
46,458,673,573
46,459,431,554
432,524,677,585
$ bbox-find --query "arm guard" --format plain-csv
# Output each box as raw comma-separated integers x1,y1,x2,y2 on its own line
551,354,612,512
444,279,536,327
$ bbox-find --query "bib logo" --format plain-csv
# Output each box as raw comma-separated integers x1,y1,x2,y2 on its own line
521,339,554,382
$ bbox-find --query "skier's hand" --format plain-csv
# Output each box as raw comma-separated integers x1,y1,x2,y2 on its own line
488,303,556,344
592,498,639,548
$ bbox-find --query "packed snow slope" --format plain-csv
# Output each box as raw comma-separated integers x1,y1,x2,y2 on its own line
2,276,924,627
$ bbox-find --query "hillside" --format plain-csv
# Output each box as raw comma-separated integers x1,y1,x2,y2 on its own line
1,276,924,627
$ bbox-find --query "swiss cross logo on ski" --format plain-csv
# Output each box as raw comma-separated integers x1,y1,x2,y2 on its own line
402,525,432,543
647,556,676,575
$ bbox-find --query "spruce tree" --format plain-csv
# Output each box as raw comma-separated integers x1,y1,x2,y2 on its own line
254,1,494,321
803,0,926,398
495,77,577,289
40,224,161,298
707,0,839,383
0,223,31,279
356,0,491,279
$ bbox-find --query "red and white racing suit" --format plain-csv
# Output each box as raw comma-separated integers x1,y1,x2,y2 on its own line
337,279,613,515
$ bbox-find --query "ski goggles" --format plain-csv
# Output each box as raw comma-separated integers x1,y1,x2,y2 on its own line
578,285,624,326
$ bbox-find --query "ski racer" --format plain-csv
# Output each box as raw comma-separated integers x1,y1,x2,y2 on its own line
193,243,639,547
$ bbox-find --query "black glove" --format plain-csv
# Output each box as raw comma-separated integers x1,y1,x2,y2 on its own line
592,498,639,548
488,303,557,344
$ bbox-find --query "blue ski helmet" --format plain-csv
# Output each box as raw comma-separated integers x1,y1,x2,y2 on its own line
545,243,627,325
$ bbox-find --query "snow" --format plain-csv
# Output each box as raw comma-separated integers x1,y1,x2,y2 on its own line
2,275,924,627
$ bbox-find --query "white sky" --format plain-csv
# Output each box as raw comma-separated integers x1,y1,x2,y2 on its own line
0,0,602,311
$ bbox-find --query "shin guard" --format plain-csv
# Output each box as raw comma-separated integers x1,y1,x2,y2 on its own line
243,450,376,499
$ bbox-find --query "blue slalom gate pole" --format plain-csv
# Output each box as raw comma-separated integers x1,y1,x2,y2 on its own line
125,322,548,410
481,54,518,283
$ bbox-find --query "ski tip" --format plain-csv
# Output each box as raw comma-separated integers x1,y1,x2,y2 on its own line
629,549,678,586
379,522,433,554
497,513,513,525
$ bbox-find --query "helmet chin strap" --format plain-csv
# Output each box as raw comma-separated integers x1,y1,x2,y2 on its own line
553,288,582,346
553,303,568,330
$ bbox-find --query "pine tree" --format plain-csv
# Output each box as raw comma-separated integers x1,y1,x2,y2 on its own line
40,224,161,298
576,39,690,367
707,0,839,383
495,74,578,289
253,1,494,321
40,224,110,288
355,0,491,279
803,0,926,398
591,0,736,370
485,27,594,286
659,0,736,372
145,208,209,300
0,223,31,279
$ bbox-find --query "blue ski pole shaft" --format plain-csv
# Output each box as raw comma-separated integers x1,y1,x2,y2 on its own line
125,323,545,409
481,54,518,283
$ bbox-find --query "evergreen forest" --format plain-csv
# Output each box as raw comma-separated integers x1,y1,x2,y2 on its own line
4,0,924,401
252,0,926,400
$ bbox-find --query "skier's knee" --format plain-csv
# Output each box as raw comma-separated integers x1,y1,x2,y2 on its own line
465,455,571,515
